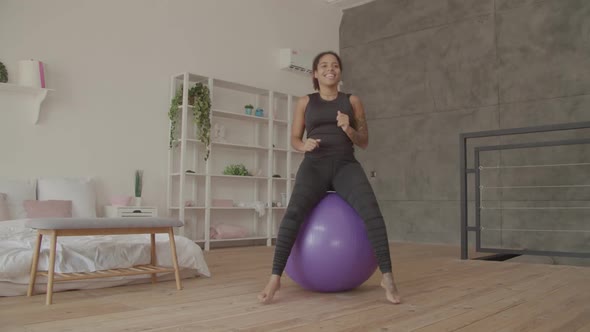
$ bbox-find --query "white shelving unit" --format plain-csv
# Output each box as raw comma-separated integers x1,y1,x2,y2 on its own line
166,72,304,250
0,83,53,124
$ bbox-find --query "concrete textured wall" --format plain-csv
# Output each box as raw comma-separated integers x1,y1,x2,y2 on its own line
339,0,590,257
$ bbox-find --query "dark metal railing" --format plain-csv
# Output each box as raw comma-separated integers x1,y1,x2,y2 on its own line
460,121,590,260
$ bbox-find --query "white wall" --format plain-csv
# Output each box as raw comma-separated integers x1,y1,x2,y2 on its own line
0,0,342,215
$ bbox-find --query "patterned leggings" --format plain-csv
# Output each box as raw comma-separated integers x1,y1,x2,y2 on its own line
272,154,392,275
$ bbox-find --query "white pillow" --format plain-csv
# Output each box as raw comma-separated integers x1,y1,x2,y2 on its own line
37,177,97,218
0,178,37,219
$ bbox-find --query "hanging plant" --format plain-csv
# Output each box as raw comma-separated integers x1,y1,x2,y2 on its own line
168,89,182,148
0,61,7,83
192,83,212,161
168,82,212,161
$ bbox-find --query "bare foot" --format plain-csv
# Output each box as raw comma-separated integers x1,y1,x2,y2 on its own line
381,272,402,304
258,274,281,304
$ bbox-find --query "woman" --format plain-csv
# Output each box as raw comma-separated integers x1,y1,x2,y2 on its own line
258,51,401,304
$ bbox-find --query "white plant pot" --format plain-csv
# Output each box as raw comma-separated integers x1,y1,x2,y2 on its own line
134,197,142,207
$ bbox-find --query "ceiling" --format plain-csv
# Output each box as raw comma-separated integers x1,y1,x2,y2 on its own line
323,0,376,10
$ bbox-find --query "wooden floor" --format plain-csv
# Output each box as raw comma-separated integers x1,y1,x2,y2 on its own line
1,242,589,332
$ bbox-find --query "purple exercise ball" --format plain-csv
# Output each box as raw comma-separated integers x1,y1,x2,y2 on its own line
285,192,378,292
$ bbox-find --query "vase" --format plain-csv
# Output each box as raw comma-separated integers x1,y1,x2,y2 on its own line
134,197,142,207
245,107,253,115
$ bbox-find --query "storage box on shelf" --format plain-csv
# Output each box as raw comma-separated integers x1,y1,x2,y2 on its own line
166,72,303,250
104,206,158,218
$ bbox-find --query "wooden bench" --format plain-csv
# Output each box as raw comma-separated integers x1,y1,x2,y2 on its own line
25,217,184,305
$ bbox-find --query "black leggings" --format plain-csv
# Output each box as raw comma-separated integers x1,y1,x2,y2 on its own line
272,154,392,276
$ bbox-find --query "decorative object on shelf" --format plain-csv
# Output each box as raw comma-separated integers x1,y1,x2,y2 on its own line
234,201,267,217
110,195,132,206
17,59,46,88
184,200,194,207
212,123,227,142
223,163,250,176
210,224,249,239
244,104,253,115
0,61,7,83
255,108,264,117
134,170,143,206
168,83,211,161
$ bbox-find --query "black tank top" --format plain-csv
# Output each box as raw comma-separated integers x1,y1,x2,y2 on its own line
304,92,355,157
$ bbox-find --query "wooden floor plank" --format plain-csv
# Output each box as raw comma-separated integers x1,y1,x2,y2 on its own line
0,242,587,332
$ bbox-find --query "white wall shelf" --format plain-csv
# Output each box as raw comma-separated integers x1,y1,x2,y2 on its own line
0,83,53,124
167,72,302,250
213,141,268,151
212,109,268,122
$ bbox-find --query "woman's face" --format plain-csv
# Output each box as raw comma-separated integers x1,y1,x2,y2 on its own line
314,54,341,88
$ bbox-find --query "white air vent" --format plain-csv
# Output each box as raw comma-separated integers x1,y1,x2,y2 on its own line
279,48,314,75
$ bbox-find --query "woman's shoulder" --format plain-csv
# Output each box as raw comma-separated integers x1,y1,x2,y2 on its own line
339,92,361,104
296,95,311,108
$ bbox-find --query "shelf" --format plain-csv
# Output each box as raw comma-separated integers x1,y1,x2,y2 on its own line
213,79,269,95
170,173,267,180
210,207,263,210
167,72,300,251
212,109,268,122
0,83,53,124
170,172,203,177
210,236,268,242
172,72,209,83
170,206,269,211
212,174,267,180
37,264,175,281
213,141,268,151
172,138,201,145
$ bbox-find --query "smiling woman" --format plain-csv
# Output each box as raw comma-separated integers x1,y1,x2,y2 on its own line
258,51,402,305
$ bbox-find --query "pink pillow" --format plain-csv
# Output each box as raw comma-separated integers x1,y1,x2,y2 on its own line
23,200,73,218
210,224,249,239
0,193,9,221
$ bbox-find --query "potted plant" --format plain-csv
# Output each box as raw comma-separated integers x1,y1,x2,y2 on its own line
168,83,212,161
223,163,250,176
0,61,7,83
244,104,254,115
134,170,143,206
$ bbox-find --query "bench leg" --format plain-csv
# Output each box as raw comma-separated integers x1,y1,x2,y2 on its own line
46,231,57,305
150,233,157,284
27,232,43,296
168,228,182,290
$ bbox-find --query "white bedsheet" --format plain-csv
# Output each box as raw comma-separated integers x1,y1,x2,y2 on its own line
0,219,211,296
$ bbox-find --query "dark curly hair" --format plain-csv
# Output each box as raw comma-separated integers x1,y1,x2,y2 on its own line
312,51,343,91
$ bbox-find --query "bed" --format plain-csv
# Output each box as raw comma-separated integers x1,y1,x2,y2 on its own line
0,218,210,296
0,177,210,297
